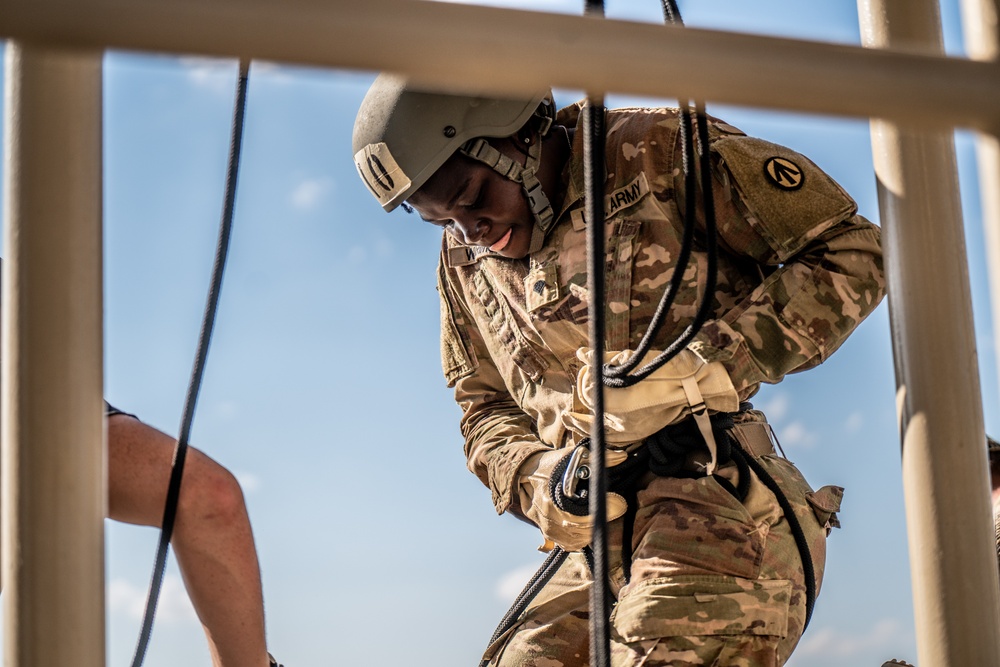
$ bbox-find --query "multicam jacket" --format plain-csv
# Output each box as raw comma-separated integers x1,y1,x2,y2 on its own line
436,103,885,515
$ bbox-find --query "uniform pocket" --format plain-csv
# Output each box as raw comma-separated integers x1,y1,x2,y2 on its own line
525,263,561,312
631,474,765,582
473,269,549,382
437,262,478,386
612,575,792,642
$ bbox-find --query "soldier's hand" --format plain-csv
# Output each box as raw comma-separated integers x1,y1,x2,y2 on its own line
563,347,739,444
516,447,627,552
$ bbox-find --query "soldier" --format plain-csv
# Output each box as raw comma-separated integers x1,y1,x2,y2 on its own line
353,76,885,666
104,403,281,667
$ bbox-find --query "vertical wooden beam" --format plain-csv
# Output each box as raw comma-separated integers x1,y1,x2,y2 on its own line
2,42,105,667
858,1,1000,664
961,0,1000,411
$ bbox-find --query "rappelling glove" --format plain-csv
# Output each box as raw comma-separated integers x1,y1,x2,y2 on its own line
563,347,739,444
516,447,628,552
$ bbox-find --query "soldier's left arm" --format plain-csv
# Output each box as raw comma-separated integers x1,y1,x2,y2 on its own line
684,131,886,397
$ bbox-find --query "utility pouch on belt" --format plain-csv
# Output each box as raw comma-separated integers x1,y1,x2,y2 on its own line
806,485,844,534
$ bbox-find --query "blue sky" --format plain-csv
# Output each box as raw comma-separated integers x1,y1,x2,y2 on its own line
2,0,997,665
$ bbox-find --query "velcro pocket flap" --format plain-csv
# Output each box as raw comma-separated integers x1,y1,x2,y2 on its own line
612,575,792,642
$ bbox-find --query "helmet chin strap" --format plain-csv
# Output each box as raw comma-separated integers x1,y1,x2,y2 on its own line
461,126,556,255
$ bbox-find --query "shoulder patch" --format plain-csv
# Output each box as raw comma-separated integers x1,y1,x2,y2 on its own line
605,172,650,217
712,135,857,260
763,157,804,191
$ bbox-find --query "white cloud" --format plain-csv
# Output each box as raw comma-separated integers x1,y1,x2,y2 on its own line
178,57,237,94
796,618,906,659
760,392,791,423
290,178,333,211
108,575,198,623
247,61,292,81
348,246,368,265
777,421,818,449
216,399,240,421
374,234,394,259
234,470,261,494
343,237,392,264
845,411,864,434
495,562,546,602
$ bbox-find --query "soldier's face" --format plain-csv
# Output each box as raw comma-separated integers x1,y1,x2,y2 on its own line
408,146,535,259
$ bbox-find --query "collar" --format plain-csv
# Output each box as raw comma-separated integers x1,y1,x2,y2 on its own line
554,101,605,223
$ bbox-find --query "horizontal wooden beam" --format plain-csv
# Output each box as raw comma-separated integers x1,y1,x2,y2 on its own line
2,0,999,129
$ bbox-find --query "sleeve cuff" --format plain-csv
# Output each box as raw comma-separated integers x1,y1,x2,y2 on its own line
689,320,766,398
487,442,552,515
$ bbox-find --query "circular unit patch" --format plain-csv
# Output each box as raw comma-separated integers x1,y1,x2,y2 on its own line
763,156,804,191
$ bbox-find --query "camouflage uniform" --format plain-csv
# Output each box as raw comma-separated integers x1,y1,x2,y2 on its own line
994,496,1000,564
989,439,1000,565
437,103,885,666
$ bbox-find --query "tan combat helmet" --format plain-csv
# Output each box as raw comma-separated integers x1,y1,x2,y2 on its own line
353,74,557,252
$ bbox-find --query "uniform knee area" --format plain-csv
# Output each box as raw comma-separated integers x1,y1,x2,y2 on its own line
610,576,793,666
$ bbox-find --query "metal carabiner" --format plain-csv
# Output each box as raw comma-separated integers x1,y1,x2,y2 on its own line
562,444,592,501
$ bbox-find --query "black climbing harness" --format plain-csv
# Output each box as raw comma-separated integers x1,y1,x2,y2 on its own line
129,60,250,667
481,2,818,665
566,407,817,625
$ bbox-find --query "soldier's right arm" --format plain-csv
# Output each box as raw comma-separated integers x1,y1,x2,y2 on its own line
437,257,550,516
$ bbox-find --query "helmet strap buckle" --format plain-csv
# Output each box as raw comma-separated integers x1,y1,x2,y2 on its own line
462,135,555,251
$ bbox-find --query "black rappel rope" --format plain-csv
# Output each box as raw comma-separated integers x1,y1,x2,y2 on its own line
583,0,719,665
581,44,613,667
730,443,818,627
602,0,715,387
480,546,570,659
129,59,251,667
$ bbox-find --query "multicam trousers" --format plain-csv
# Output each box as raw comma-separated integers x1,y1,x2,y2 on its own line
482,415,841,667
